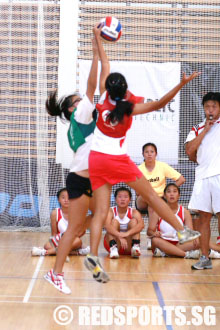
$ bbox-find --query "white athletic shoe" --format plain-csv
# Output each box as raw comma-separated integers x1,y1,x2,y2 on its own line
31,247,46,256
78,246,90,256
177,226,201,244
191,255,212,270
153,248,167,257
84,254,110,283
131,244,141,258
44,269,71,294
185,249,200,259
209,249,220,259
110,245,119,259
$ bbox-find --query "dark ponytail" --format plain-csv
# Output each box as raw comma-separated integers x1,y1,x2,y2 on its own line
105,72,133,123
45,90,80,121
107,100,133,123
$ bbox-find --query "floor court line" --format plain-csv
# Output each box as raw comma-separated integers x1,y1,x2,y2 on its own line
23,255,44,303
38,268,220,278
1,265,220,278
1,275,220,286
1,300,220,309
1,294,220,305
153,281,173,330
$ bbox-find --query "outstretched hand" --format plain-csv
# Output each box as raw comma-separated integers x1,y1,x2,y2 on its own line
181,71,201,85
93,22,102,38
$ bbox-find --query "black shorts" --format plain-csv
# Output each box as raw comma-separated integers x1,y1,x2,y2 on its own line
66,172,93,199
135,196,166,214
135,199,148,215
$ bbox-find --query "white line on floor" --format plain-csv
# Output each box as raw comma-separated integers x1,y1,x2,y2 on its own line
23,256,44,303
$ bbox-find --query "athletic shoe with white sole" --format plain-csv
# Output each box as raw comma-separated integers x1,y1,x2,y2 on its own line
131,244,141,258
44,269,71,294
109,245,119,259
31,246,46,256
191,255,212,270
185,249,200,259
177,226,201,244
78,246,90,256
153,248,167,257
209,249,220,259
84,254,110,283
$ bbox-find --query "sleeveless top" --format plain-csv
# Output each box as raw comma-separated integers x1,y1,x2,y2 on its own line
157,205,184,241
56,208,68,234
112,206,133,232
91,90,144,155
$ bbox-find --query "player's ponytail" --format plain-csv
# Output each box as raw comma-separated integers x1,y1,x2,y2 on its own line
46,90,80,121
105,72,133,123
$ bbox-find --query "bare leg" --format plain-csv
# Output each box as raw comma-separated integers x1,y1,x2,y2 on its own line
54,194,90,273
209,241,220,252
136,195,148,211
107,219,120,242
127,176,184,231
147,206,158,236
192,216,200,231
44,242,56,255
176,240,199,252
90,183,112,256
152,237,186,257
70,237,83,251
128,218,141,240
198,211,212,258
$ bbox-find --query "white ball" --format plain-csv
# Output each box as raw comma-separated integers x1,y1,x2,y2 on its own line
98,16,122,42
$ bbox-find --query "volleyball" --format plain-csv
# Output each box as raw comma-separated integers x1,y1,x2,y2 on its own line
98,16,122,42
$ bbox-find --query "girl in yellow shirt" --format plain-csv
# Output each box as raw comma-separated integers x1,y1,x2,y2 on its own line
136,143,185,247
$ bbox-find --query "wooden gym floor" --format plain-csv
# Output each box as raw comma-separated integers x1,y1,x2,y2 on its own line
0,232,220,330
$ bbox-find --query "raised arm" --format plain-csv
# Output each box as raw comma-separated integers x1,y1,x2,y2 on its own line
86,37,99,103
133,71,200,116
93,24,110,96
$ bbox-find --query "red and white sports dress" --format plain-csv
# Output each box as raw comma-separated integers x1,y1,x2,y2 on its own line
112,206,133,232
103,206,134,255
56,208,68,235
157,205,185,243
89,90,144,190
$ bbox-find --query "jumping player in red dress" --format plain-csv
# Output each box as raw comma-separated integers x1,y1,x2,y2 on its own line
84,28,201,283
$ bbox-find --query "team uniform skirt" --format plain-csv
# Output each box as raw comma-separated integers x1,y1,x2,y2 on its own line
89,150,143,191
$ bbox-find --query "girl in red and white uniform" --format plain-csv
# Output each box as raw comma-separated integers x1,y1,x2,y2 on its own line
148,183,200,258
148,183,220,259
31,188,90,256
84,30,201,282
104,187,144,258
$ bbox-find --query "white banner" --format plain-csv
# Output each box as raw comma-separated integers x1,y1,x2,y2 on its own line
56,61,180,168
